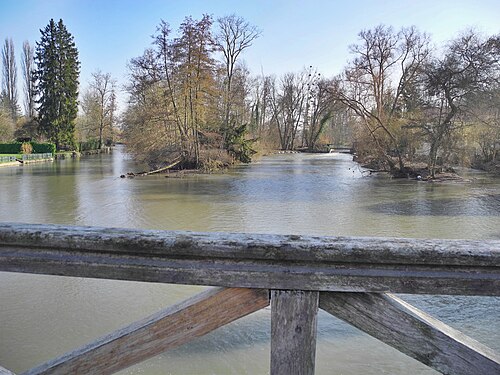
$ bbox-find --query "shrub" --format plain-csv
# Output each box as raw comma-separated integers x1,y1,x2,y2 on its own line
0,142,56,155
0,143,21,154
78,139,100,151
31,142,56,154
21,142,33,154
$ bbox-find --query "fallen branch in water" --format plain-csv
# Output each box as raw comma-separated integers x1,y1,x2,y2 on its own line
121,157,182,178
144,157,182,175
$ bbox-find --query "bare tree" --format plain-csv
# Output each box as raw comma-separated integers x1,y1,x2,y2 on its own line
303,69,337,151
417,31,500,176
215,14,260,139
0,98,15,141
1,38,18,120
467,88,500,165
332,25,430,174
92,71,116,148
248,74,273,140
270,72,309,150
83,70,117,148
21,41,35,118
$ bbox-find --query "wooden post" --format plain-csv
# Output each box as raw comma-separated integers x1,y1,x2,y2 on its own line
271,290,319,375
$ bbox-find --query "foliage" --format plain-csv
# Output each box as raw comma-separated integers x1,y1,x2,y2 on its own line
31,142,56,154
0,142,55,154
78,139,100,152
0,143,21,153
21,142,32,154
0,100,15,142
14,117,39,140
122,17,498,174
34,19,80,151
224,123,256,163
125,16,223,168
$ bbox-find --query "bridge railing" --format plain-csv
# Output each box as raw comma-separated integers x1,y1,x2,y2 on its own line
0,223,499,375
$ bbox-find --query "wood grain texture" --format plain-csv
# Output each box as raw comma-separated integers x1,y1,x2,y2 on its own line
271,290,319,375
0,223,499,295
24,287,269,375
320,292,500,375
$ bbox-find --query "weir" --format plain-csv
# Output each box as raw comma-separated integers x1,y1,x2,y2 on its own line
0,222,499,374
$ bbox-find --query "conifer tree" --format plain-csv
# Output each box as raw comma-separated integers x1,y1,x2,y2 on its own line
34,19,80,150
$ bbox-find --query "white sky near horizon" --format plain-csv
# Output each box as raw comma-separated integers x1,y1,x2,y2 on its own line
0,0,499,112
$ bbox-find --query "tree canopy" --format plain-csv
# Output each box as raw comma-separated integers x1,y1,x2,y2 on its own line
34,19,80,150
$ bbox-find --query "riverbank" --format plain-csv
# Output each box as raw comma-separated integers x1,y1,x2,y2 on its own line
357,153,500,181
473,160,500,175
0,147,113,167
0,153,54,166
0,161,20,167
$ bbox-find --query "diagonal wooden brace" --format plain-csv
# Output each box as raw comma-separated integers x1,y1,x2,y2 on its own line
24,287,269,375
320,292,500,375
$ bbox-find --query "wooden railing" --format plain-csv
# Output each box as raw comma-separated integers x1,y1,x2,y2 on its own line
0,223,499,375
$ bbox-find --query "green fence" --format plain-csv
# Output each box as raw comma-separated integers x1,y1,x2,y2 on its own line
0,155,16,163
22,153,53,161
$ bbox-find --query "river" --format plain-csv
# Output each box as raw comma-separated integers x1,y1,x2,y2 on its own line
0,145,499,374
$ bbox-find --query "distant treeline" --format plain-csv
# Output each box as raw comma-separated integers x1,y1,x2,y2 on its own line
1,16,498,175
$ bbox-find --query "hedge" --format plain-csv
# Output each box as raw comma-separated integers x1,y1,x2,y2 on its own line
78,139,100,152
0,143,21,154
0,142,56,155
31,142,56,154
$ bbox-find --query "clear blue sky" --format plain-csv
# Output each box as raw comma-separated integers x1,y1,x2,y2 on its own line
1,0,499,111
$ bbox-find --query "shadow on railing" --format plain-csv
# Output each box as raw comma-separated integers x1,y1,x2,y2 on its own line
0,223,499,375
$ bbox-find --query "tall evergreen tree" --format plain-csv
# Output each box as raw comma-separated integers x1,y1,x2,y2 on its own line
34,19,80,150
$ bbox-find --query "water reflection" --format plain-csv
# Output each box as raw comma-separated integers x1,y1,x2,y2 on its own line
368,194,500,216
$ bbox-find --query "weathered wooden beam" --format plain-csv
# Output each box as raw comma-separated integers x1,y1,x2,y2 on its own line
0,366,16,375
271,290,319,375
24,287,269,375
0,223,499,295
320,292,500,375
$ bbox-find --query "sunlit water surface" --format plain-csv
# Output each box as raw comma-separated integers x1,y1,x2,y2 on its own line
0,146,499,374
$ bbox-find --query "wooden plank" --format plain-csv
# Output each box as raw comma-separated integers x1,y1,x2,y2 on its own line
1,222,498,266
271,290,319,375
320,292,500,375
0,223,499,295
24,288,269,375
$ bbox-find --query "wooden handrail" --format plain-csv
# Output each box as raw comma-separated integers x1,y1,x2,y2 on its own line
0,222,499,375
0,223,499,295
